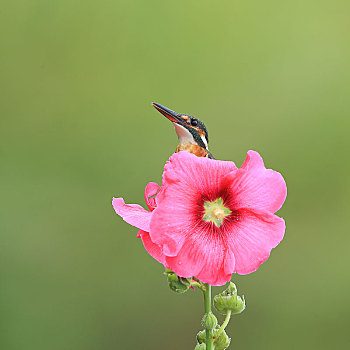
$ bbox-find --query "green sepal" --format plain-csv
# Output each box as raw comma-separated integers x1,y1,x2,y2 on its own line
214,282,246,315
164,270,191,293
196,330,206,344
194,343,206,350
226,281,237,295
214,328,231,350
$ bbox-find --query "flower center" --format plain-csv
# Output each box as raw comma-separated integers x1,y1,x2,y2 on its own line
202,197,232,227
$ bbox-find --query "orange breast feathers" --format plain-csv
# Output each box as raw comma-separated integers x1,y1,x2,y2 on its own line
175,144,209,157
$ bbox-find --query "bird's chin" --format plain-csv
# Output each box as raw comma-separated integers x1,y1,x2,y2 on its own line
173,123,196,145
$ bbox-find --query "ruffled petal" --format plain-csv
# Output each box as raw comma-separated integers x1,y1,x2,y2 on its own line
226,151,287,213
149,188,192,256
138,230,167,265
112,197,152,232
165,226,235,286
160,151,237,198
225,208,285,274
144,182,160,211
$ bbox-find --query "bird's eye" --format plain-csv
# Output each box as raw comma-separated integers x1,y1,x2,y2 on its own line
191,119,198,126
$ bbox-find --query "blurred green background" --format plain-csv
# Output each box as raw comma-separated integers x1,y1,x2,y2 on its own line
1,0,349,349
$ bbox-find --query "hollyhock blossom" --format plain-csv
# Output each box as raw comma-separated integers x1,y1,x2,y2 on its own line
112,151,286,286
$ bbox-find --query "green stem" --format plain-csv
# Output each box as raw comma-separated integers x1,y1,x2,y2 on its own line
204,284,214,350
214,310,232,339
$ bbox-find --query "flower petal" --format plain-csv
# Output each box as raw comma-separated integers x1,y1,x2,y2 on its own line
144,182,160,211
226,151,287,213
226,209,285,274
161,151,237,197
138,230,167,265
112,197,152,232
165,227,235,286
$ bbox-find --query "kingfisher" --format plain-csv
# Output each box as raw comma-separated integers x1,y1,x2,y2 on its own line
152,102,215,159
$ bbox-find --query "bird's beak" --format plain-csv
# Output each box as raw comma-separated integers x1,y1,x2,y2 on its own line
152,102,185,125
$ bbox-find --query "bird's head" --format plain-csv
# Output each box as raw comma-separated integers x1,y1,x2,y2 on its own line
152,102,209,150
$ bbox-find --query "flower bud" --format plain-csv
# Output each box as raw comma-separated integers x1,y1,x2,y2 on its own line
167,272,191,293
213,282,246,315
214,329,231,350
214,294,246,315
201,312,218,330
194,343,206,350
196,330,206,344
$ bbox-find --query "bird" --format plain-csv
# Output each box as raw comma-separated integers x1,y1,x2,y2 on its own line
152,102,215,159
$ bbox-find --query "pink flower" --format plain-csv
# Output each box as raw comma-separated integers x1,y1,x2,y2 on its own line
112,151,286,286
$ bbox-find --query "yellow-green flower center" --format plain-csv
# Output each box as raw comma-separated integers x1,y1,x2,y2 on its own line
202,197,232,227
